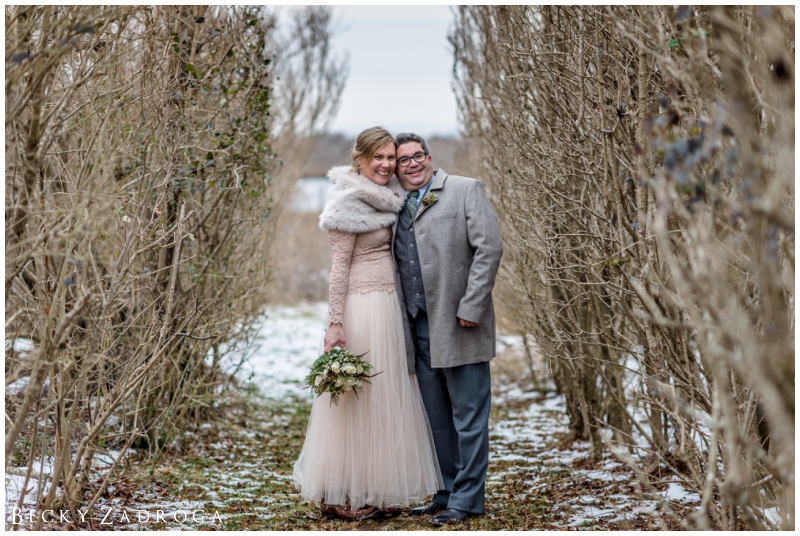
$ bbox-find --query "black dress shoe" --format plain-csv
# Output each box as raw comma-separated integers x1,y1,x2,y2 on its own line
429,508,467,526
409,501,446,516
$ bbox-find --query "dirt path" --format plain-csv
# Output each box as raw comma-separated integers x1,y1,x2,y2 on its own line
89,371,699,530
68,305,701,530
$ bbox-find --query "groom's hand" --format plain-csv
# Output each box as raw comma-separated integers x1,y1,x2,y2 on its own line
459,317,480,327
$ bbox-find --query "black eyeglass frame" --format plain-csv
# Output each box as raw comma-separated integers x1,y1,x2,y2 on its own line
397,151,428,167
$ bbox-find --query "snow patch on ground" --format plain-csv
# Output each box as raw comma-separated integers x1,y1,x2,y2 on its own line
496,334,523,353
661,482,701,503
5,338,34,353
763,507,782,529
5,458,55,527
240,302,327,400
488,379,703,530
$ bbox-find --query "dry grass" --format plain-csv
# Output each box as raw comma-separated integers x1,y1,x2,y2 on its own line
267,211,330,304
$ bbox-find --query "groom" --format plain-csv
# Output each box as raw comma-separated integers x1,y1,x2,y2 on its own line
391,133,503,526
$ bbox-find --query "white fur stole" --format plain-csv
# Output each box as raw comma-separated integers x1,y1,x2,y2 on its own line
318,165,405,233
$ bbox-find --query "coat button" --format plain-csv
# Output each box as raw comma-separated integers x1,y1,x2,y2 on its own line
410,243,414,247
416,293,419,297
410,260,414,265
413,277,416,281
410,227,413,232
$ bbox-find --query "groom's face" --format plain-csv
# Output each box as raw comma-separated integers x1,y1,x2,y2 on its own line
396,142,434,191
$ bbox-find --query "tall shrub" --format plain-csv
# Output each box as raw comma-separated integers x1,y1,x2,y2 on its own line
5,5,345,525
452,6,793,529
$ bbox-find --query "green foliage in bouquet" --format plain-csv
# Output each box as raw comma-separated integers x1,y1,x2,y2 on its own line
302,347,380,405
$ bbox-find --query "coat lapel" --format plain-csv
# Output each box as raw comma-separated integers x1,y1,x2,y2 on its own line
428,169,447,191
413,169,447,223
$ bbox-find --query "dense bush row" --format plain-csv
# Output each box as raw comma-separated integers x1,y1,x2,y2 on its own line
451,6,793,529
5,5,344,525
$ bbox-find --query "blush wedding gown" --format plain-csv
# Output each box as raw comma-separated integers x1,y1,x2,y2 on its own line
292,227,443,509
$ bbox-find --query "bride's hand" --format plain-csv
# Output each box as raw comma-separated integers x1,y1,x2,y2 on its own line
323,323,346,352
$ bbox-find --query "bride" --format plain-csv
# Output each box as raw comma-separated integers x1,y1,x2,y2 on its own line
292,127,442,520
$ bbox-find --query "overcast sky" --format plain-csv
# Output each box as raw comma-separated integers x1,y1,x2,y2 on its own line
327,6,459,138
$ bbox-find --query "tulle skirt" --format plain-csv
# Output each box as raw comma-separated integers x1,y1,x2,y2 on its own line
292,290,443,508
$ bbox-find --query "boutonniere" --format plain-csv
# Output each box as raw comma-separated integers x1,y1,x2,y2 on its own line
419,193,438,212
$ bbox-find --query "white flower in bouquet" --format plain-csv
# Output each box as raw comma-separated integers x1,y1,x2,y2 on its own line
303,347,380,406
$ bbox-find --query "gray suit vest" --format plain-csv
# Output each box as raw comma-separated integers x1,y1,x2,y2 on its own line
395,202,427,318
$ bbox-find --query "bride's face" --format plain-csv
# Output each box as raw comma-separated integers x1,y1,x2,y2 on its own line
359,142,396,186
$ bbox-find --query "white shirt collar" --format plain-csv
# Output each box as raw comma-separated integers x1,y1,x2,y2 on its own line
405,170,435,199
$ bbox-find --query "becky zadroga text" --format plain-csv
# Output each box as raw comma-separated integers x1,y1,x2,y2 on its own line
8,507,223,526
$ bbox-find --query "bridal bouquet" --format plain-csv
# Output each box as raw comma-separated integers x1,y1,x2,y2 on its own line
302,347,380,405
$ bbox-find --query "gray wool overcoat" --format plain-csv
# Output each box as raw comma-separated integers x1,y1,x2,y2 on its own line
392,169,503,373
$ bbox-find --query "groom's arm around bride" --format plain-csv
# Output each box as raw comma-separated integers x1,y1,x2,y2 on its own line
391,132,503,524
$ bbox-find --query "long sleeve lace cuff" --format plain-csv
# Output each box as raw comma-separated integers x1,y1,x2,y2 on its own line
327,229,357,325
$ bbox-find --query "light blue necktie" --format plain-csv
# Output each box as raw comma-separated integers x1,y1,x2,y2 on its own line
406,191,420,219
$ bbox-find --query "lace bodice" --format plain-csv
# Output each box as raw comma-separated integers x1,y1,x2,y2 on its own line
327,227,396,324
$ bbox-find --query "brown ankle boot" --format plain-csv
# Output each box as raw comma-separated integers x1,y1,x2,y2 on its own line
336,505,378,521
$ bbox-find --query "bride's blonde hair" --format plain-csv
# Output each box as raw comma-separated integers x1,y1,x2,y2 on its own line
351,127,394,173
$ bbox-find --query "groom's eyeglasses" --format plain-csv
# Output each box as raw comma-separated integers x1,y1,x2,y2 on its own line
397,151,428,167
